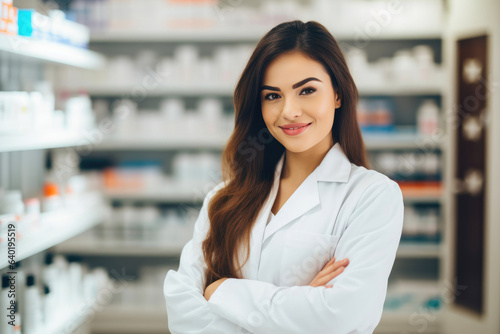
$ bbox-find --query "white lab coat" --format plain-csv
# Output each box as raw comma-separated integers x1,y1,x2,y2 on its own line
163,142,404,334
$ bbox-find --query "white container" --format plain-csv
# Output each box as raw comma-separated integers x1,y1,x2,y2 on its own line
160,98,185,130
417,100,440,136
174,45,199,83
0,190,25,215
198,98,223,135
23,275,43,334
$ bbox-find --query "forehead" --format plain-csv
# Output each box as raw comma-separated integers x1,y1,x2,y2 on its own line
263,51,329,85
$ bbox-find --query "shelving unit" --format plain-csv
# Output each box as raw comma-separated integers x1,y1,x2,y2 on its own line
0,8,108,331
61,2,447,333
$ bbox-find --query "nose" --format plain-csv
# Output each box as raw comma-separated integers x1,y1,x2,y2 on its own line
281,96,302,120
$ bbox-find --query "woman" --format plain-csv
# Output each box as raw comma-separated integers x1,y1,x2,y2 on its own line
164,20,404,334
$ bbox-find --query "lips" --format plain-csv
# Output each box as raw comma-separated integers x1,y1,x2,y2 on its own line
279,122,312,136
279,123,311,129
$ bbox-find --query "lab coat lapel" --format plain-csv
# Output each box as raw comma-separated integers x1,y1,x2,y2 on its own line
244,153,284,279
263,142,351,243
262,171,320,242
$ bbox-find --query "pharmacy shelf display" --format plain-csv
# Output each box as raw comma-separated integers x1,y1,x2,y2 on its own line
76,18,447,334
0,34,105,70
0,192,104,270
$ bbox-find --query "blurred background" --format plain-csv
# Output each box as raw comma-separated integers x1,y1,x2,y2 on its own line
0,0,498,333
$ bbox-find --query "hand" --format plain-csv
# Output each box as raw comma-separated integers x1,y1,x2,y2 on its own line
204,278,229,301
309,256,349,288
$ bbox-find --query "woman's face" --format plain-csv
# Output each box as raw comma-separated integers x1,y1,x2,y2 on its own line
261,51,341,153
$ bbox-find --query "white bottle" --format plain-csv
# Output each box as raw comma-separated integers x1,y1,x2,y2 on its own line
42,285,56,329
417,100,440,136
23,275,43,334
42,254,60,314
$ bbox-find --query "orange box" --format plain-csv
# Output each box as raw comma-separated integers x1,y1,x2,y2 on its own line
0,1,18,35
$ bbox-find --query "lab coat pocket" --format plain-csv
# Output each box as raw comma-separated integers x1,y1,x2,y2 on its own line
279,230,341,287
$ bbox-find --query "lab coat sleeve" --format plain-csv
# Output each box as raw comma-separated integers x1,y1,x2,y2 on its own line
163,182,252,334
207,178,404,334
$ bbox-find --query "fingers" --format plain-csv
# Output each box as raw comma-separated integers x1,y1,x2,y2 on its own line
315,265,346,287
309,257,350,287
320,258,349,276
321,256,336,270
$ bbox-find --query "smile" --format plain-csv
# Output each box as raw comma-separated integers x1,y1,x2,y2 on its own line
279,123,312,136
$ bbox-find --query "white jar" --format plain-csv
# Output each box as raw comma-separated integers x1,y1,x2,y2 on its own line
0,190,25,215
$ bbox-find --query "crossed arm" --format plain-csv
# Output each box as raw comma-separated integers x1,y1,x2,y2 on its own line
164,180,404,334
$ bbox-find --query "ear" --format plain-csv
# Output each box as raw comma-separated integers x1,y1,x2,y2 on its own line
334,94,341,109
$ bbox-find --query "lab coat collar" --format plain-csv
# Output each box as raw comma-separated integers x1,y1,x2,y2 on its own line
274,142,352,183
261,142,352,243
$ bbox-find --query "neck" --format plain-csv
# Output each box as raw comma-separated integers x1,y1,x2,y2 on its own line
281,136,335,181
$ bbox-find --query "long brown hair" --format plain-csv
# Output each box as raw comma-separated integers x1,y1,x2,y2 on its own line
202,20,369,289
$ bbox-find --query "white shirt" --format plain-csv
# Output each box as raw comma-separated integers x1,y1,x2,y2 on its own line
163,142,404,334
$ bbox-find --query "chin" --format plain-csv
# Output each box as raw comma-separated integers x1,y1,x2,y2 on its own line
280,141,315,153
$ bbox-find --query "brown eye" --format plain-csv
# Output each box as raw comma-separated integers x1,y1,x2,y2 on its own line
300,87,316,95
264,93,280,100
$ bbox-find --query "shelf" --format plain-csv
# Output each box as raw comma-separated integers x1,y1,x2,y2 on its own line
92,304,168,334
91,132,441,152
0,129,97,153
94,133,231,151
57,239,441,259
85,81,441,97
356,82,443,96
0,34,105,69
104,184,207,202
403,194,443,204
55,236,184,257
363,132,443,150
0,192,104,269
89,26,442,43
376,309,441,334
397,243,442,259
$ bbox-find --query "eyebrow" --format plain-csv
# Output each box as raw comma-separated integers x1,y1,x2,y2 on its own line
260,77,322,92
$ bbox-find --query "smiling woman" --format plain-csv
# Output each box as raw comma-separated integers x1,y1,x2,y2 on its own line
164,20,404,334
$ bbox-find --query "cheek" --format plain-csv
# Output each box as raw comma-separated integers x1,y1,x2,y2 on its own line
261,105,277,126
